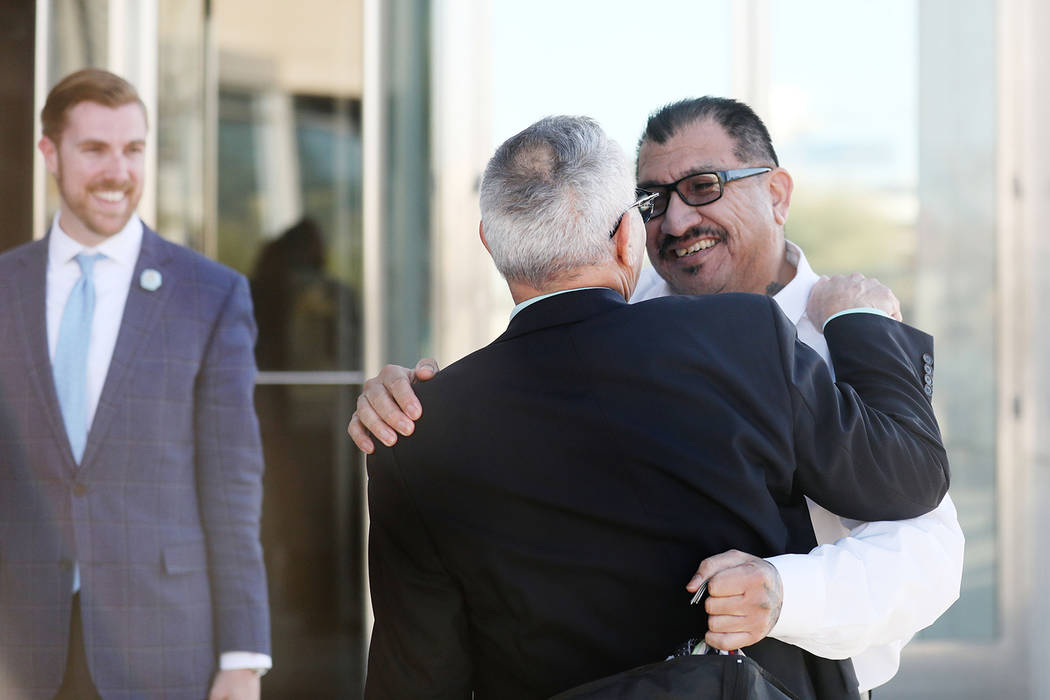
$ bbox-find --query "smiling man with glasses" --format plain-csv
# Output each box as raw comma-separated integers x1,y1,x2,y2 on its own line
630,97,963,699
361,114,951,700
350,97,964,700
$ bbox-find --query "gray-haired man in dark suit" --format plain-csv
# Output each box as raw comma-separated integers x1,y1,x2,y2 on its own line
0,69,270,700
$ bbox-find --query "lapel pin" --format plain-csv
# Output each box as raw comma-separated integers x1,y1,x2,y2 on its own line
140,269,162,292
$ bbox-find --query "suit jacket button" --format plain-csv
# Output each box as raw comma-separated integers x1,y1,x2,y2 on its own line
924,385,934,397
925,374,934,386
922,352,933,364
924,363,933,374
73,483,88,497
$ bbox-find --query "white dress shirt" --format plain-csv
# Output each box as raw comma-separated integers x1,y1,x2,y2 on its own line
46,214,142,427
46,213,272,675
631,242,965,691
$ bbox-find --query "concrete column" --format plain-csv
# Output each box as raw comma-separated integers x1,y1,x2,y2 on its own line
429,0,509,366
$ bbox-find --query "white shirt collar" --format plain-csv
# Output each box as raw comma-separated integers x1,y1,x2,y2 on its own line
48,212,144,270
771,240,818,325
510,287,608,320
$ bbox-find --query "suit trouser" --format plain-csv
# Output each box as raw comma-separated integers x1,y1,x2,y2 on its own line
54,593,102,700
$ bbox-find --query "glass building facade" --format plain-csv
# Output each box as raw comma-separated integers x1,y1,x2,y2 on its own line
4,0,1050,697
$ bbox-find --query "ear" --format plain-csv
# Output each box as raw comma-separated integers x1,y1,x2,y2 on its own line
768,168,793,226
479,220,491,254
611,212,640,269
39,136,59,177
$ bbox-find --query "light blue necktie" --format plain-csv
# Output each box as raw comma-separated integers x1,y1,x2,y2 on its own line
53,252,103,464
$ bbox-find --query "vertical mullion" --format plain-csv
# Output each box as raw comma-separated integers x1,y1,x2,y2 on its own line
360,0,385,686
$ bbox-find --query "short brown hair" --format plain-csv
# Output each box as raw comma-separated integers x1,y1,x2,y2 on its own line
41,68,147,141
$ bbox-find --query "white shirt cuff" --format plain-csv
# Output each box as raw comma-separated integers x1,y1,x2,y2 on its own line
764,553,832,648
821,307,891,331
219,651,273,675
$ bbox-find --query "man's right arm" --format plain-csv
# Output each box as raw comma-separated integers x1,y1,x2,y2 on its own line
767,494,963,659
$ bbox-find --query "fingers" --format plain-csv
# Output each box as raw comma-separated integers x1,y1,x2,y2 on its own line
376,364,423,422
208,669,260,700
705,630,759,652
889,291,903,322
686,549,754,592
807,272,902,328
412,357,440,382
352,384,407,448
347,413,376,454
686,550,783,650
346,362,436,453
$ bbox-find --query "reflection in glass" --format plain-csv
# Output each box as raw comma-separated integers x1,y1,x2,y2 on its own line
255,384,363,697
213,9,366,691
217,89,364,372
252,217,361,372
217,86,365,696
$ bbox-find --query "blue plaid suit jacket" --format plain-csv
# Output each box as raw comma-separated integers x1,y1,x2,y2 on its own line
0,226,270,699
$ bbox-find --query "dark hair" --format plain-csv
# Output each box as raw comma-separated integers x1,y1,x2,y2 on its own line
41,68,146,141
638,96,778,167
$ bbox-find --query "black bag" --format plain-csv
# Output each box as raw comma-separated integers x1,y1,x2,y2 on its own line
549,651,800,700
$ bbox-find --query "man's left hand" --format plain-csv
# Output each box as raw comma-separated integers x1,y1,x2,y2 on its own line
686,549,783,650
806,273,902,329
209,669,261,700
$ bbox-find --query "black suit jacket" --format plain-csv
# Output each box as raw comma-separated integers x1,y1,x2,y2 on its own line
366,289,948,700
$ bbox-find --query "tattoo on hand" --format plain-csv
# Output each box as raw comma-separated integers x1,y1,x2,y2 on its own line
763,577,784,630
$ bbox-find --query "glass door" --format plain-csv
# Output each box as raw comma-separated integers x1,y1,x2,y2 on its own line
207,1,367,695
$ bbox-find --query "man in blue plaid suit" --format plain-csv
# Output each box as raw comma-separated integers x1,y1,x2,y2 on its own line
0,69,270,699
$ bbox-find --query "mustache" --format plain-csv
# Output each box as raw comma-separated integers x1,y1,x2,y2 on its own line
658,226,727,257
90,180,132,191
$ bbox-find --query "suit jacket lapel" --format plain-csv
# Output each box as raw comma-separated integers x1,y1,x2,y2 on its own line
80,226,176,471
12,239,77,468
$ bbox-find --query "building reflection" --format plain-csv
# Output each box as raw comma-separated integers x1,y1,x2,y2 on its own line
253,217,361,373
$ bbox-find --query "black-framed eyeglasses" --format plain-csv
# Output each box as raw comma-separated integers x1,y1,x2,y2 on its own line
640,167,772,219
609,190,661,238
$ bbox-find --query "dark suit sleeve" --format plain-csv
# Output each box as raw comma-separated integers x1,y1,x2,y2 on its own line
366,448,473,699
195,274,271,654
777,304,949,521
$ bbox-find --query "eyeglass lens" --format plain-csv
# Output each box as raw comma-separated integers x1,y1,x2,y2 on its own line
650,173,723,218
638,201,654,222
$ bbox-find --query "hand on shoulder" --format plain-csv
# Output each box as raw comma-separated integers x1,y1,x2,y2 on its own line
347,357,440,453
806,273,902,329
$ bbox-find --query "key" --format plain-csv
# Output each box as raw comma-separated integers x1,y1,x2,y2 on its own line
689,579,708,606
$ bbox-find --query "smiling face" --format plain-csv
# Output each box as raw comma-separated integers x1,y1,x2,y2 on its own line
40,100,146,246
636,118,793,296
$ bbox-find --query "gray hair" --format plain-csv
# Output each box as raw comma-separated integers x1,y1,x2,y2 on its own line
480,115,635,289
